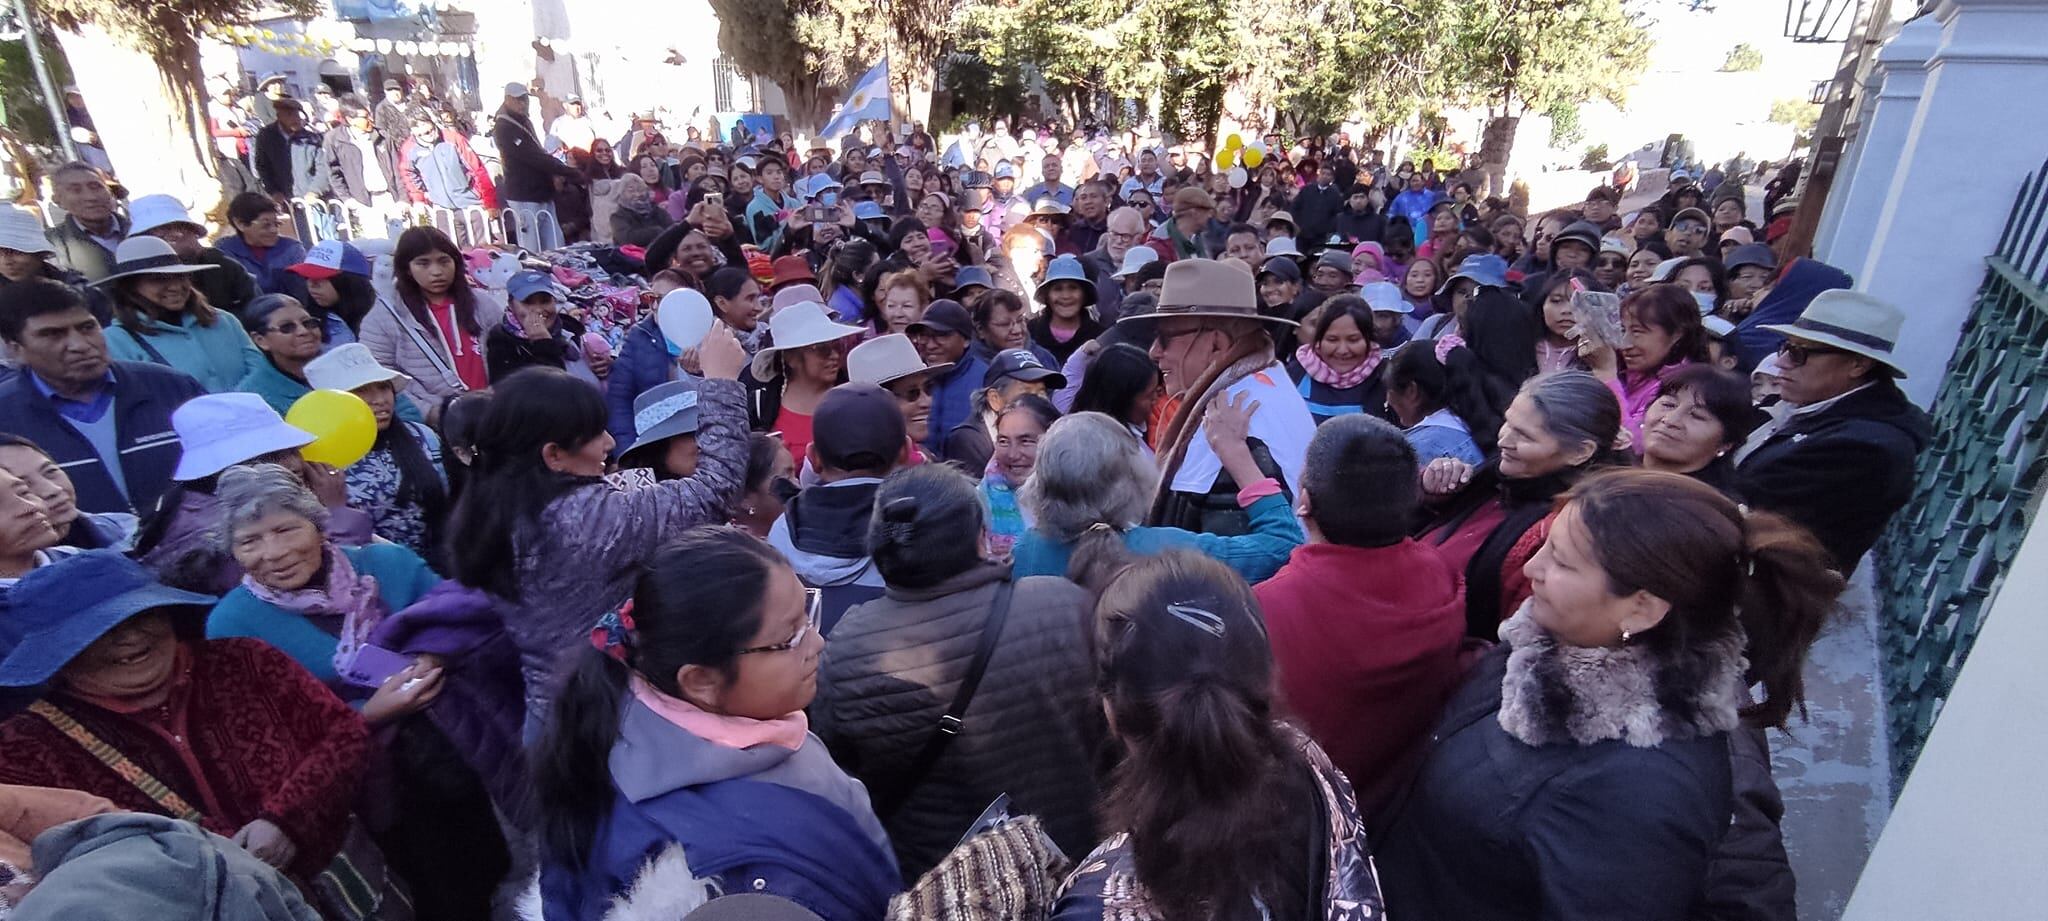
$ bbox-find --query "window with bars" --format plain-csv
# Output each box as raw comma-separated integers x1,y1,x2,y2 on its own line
712,55,752,112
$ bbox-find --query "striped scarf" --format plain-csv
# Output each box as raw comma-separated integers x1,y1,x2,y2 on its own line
1294,342,1381,389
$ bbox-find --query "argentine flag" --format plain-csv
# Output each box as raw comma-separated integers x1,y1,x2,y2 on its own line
818,56,891,141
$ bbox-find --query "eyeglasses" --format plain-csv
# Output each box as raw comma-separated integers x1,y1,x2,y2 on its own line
1154,325,1212,347
265,319,318,335
889,378,934,400
737,587,823,655
1776,340,1848,366
1595,256,1628,269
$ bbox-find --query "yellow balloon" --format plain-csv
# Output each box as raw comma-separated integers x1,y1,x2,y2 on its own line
1225,133,1243,150
286,390,378,468
1243,147,1265,168
1214,148,1234,171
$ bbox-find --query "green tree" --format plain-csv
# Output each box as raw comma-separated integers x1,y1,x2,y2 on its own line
1440,0,1652,192
711,0,956,134
1768,97,1820,147
29,0,318,209
1721,42,1764,72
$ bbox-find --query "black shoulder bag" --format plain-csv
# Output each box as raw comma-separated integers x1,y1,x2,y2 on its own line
870,580,1016,819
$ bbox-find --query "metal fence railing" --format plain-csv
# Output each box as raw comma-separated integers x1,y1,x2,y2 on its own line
1875,156,2048,787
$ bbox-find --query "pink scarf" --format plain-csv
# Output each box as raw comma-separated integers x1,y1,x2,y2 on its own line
242,544,386,681
631,674,810,751
1295,342,1381,389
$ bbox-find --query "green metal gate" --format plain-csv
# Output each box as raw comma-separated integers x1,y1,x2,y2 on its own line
1876,157,2048,787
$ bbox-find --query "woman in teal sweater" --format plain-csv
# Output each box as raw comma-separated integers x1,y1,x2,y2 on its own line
98,236,262,393
203,464,444,719
1012,407,1304,585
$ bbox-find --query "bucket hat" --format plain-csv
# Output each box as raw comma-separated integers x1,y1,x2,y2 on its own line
770,256,817,290
750,301,865,381
852,201,886,221
1360,281,1409,314
1724,243,1778,274
0,206,54,256
125,194,207,238
305,342,413,394
1034,254,1097,306
1264,236,1305,261
1113,246,1159,280
0,550,216,688
93,236,215,285
1027,199,1071,219
1438,253,1509,294
620,379,703,466
1119,259,1294,329
983,348,1065,389
1760,289,1909,378
857,171,889,188
288,239,372,280
952,265,995,293
170,392,315,481
1265,211,1299,234
848,333,951,386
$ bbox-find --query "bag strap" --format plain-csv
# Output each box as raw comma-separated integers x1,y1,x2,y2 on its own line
872,579,1016,818
28,700,205,823
121,327,171,367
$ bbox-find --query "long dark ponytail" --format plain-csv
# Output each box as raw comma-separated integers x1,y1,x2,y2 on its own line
1092,551,1318,921
445,368,608,599
533,527,786,869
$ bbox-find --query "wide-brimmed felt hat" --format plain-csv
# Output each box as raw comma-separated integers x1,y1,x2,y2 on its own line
125,194,208,239
750,301,864,381
1034,254,1097,307
306,342,412,394
620,379,704,466
171,392,315,481
1761,289,1908,378
93,236,215,285
848,333,951,386
0,550,216,688
0,205,54,256
1119,259,1294,329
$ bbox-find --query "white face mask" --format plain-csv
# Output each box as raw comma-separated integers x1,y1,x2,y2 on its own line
1692,290,1718,315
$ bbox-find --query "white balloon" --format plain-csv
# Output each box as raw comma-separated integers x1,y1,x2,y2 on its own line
1228,166,1249,189
657,288,715,352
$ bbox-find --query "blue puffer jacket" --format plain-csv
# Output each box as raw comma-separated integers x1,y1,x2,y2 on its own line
540,693,900,921
604,316,679,457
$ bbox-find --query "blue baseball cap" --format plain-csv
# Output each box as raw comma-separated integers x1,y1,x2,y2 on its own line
0,551,216,688
993,161,1016,180
507,270,557,302
952,265,994,292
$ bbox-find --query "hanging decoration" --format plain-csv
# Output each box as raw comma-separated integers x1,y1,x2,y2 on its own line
204,23,475,59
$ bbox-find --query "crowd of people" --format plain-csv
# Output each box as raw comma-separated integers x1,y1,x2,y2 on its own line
0,82,1935,921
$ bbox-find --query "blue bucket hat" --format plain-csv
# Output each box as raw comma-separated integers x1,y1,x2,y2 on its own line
1034,254,1097,307
1439,253,1510,294
852,200,886,221
0,551,216,688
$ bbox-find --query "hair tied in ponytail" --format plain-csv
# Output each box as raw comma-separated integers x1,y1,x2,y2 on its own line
591,601,639,664
1165,603,1227,639
880,495,920,547
1087,521,1119,534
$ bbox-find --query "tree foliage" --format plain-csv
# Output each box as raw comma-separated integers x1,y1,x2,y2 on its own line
1768,97,1819,147
712,0,955,132
1721,42,1763,72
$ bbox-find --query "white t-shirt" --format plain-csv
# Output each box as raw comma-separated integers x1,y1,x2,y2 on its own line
1170,361,1316,496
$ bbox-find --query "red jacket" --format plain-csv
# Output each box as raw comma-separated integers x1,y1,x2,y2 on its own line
0,638,370,882
1255,540,1467,809
398,133,500,210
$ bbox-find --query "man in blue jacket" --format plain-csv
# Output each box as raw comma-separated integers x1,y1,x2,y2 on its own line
0,280,202,516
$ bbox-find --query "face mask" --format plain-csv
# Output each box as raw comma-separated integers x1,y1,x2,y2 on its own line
820,191,839,207
1692,290,1717,315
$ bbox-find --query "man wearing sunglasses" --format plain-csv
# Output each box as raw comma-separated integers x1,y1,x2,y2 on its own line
1735,290,1931,572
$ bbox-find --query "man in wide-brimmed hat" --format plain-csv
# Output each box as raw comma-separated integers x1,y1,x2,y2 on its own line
1119,259,1315,536
1735,289,1932,570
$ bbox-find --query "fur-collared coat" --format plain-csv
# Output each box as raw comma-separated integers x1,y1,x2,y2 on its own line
1373,606,1747,920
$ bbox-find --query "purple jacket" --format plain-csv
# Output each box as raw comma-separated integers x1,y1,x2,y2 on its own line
369,581,529,820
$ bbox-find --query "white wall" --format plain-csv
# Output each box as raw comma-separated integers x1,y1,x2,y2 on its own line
1838,503,2048,919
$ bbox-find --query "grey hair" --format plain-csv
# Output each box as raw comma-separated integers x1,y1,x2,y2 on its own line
210,463,329,552
1517,370,1622,460
1018,411,1158,542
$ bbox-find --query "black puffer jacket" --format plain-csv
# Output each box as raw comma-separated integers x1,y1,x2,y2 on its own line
1735,379,1930,570
811,561,1102,883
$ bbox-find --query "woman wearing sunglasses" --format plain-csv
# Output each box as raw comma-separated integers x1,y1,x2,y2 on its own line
535,527,899,921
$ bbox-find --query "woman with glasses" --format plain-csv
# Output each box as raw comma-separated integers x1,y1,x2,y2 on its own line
814,465,1100,882
236,294,328,414
536,528,899,921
